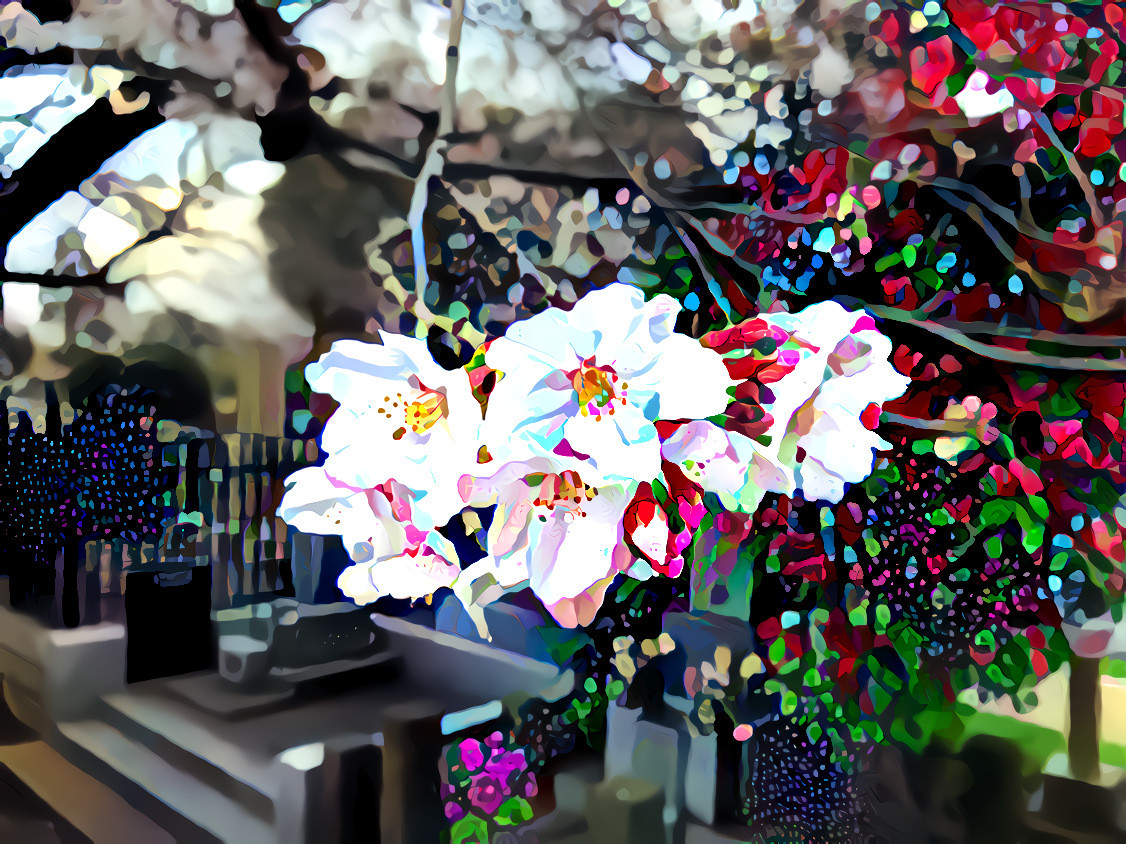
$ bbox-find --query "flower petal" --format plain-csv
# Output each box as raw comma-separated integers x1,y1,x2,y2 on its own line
543,571,620,628
796,413,885,502
278,466,404,562
485,310,583,373
563,408,661,484
660,421,794,510
639,333,735,420
480,369,572,465
527,481,635,606
307,335,449,403
338,545,461,603
304,335,482,526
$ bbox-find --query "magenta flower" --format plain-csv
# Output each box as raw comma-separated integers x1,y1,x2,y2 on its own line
483,749,528,782
467,773,505,814
458,738,486,772
444,800,466,822
484,731,505,749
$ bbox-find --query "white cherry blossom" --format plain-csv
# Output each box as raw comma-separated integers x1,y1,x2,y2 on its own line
310,333,483,529
758,301,910,502
456,457,636,628
278,465,461,603
336,542,462,604
660,419,795,513
483,283,735,485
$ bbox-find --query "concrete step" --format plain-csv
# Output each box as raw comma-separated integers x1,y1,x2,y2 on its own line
55,719,275,844
95,691,280,822
0,738,175,843
274,649,402,691
1023,812,1122,844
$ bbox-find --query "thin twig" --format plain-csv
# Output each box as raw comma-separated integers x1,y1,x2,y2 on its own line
513,17,739,318
932,188,1019,262
1033,113,1105,228
666,209,733,321
929,177,1056,244
1016,166,1035,230
810,125,1060,245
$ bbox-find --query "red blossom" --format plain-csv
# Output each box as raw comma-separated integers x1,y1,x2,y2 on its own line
1077,90,1126,157
623,481,682,576
909,35,959,102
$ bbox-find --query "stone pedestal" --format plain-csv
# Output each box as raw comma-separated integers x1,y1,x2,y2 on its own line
684,730,719,824
435,595,552,663
275,734,383,844
604,695,752,831
588,776,665,844
274,742,327,844
0,603,126,733
605,700,687,835
380,700,446,844
218,634,270,686
215,599,388,689
1038,768,1126,839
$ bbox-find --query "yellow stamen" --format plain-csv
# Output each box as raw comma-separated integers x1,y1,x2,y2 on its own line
569,357,628,419
402,386,447,434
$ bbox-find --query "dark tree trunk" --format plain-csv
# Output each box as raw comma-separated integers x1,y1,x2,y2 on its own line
1068,652,1101,782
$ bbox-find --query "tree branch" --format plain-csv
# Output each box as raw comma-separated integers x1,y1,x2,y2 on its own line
870,307,1126,348
870,305,1126,371
408,0,465,330
880,411,975,434
929,176,1056,244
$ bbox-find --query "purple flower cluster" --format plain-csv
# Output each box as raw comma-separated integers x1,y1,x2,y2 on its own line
441,731,538,821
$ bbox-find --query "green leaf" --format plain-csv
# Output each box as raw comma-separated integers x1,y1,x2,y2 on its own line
864,534,882,558
928,508,952,526
534,627,593,667
1027,495,1049,519
768,636,788,666
495,797,534,827
849,601,868,626
980,499,1014,527
449,814,489,844
780,690,798,715
875,252,903,273
874,604,891,632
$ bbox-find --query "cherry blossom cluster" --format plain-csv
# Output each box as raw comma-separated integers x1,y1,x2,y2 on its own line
279,284,908,632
